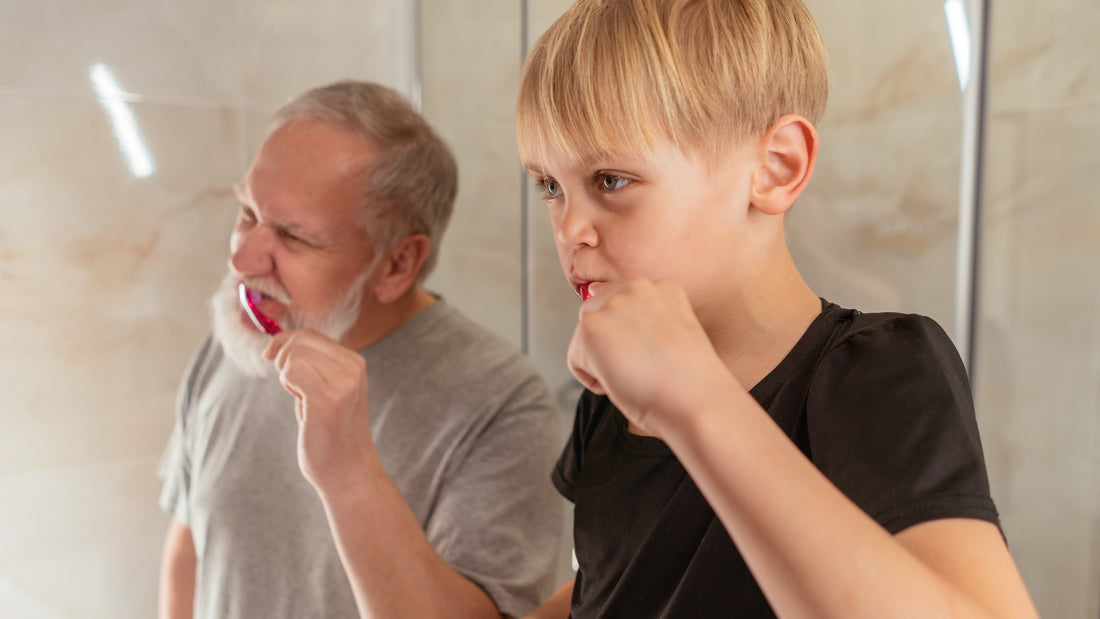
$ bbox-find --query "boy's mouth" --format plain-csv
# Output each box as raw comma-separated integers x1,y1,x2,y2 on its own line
575,282,592,301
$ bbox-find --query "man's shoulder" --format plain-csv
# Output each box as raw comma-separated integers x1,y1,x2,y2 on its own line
374,299,549,397
421,301,532,366
180,333,223,391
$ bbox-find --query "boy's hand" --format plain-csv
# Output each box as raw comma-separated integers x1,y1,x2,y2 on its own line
263,329,375,497
567,279,737,438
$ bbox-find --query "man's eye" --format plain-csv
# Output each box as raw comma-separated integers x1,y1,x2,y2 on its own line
599,174,629,191
279,230,306,244
534,178,563,199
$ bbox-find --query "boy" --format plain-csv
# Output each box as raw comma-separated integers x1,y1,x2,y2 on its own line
516,0,1038,617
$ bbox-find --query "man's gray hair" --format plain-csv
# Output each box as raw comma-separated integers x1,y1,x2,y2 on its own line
274,80,458,281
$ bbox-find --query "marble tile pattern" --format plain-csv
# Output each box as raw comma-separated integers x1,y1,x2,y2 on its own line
977,35,1100,619
0,0,415,616
420,0,527,348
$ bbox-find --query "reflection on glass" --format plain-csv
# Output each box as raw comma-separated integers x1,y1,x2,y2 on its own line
943,0,972,90
89,63,155,178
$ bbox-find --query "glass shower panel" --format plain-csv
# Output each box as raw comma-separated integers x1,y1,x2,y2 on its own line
975,1,1100,616
792,1,966,335
421,0,526,347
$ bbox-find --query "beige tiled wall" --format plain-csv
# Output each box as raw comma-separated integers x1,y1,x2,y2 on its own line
0,1,416,616
976,1,1100,616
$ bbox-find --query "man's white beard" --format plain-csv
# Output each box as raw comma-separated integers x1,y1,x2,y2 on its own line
210,268,372,377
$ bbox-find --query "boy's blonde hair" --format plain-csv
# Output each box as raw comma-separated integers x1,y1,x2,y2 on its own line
516,0,829,167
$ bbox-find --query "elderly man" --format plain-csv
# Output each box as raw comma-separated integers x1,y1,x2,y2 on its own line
157,81,563,619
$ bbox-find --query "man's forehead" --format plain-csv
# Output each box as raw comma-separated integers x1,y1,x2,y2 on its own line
234,172,364,242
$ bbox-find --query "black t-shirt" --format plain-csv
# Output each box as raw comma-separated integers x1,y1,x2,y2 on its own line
552,300,1000,618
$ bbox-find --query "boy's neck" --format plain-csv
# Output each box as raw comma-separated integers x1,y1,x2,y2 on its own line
702,259,821,392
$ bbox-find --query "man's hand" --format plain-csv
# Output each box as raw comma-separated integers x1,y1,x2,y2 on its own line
567,279,739,439
263,329,374,496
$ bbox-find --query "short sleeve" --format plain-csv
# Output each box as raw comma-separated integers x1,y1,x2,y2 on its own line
552,391,599,503
806,314,999,533
157,422,190,524
423,376,565,618
157,336,212,525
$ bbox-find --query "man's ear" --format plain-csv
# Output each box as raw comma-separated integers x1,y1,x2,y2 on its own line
750,114,819,216
373,234,431,304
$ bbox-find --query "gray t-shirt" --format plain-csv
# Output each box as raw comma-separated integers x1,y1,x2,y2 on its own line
159,299,564,618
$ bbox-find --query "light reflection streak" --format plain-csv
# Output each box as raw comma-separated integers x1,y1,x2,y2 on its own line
944,0,972,91
89,63,155,178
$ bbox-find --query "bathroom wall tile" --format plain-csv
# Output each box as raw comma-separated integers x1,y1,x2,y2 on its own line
419,0,524,344
806,1,963,126
421,0,521,125
0,95,240,475
980,448,1097,619
237,0,417,109
989,0,1100,111
0,458,165,619
789,110,963,335
976,100,1100,618
1089,464,1100,619
426,120,525,347
525,0,574,44
0,0,241,105
976,103,1100,462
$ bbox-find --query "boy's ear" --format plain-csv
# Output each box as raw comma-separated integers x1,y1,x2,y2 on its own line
372,234,431,304
750,114,819,216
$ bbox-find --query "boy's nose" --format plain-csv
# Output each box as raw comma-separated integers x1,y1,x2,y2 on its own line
555,199,599,250
229,225,276,276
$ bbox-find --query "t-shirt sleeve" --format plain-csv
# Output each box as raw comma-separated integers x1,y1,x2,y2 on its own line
551,391,598,503
806,314,999,534
157,336,211,525
422,373,566,618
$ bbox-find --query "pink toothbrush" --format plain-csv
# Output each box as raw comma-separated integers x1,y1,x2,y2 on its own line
238,282,282,335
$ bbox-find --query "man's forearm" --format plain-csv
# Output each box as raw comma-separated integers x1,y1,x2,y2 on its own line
320,452,501,619
158,521,196,619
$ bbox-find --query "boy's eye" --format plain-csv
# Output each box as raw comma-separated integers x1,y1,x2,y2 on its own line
598,174,629,191
534,178,563,199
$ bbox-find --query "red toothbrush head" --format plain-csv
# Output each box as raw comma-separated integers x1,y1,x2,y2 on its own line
237,282,282,335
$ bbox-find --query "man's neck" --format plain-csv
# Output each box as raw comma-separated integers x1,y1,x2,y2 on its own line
341,288,437,351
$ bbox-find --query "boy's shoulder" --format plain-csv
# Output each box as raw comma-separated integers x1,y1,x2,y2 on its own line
814,300,966,380
824,302,955,352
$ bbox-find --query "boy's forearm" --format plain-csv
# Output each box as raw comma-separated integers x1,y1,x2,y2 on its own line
664,385,1035,619
319,452,502,619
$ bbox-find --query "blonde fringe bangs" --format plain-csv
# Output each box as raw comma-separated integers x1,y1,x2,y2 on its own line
517,0,829,168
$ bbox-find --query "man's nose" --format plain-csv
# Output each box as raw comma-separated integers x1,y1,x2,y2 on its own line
555,197,599,250
229,225,276,276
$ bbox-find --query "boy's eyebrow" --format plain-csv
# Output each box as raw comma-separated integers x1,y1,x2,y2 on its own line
521,161,545,176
